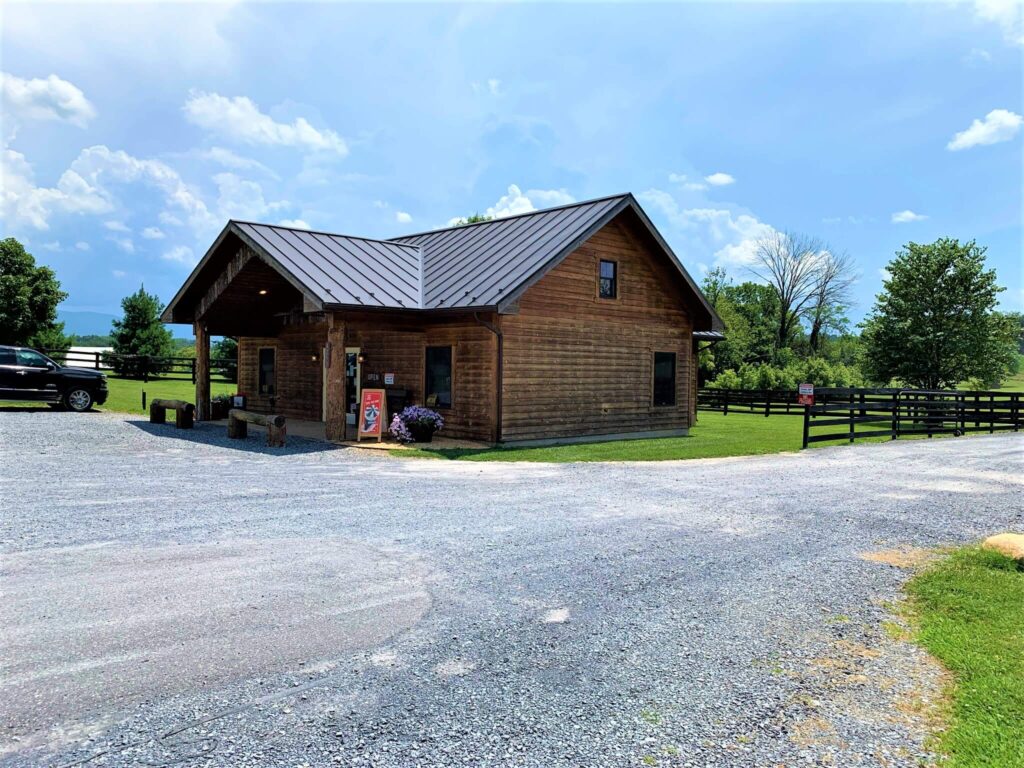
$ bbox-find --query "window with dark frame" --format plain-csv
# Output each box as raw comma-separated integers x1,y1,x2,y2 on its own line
598,259,617,299
258,348,276,395
653,352,676,407
425,346,453,409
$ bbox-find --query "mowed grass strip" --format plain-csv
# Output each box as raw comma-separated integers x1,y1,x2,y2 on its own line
906,547,1024,767
397,410,805,462
0,377,235,414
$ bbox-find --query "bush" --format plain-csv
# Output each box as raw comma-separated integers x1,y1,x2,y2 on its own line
707,358,868,389
389,406,445,443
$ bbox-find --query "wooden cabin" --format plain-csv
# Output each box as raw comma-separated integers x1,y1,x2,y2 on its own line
162,193,723,445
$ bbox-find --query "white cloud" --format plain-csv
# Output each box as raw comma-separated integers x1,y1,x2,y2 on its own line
103,220,130,232
947,108,1023,150
0,147,109,229
277,218,310,229
40,240,61,251
668,173,708,191
74,241,90,251
162,245,196,266
109,236,134,253
466,184,576,223
141,226,165,239
213,172,288,221
0,72,95,136
373,200,388,209
822,216,842,224
197,146,278,178
159,212,183,227
487,78,501,95
704,172,735,186
964,47,993,65
891,209,928,223
974,0,1024,46
395,211,413,224
639,188,778,270
183,90,348,156
112,269,127,278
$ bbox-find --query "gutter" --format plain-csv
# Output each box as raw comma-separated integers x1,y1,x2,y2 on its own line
474,312,503,444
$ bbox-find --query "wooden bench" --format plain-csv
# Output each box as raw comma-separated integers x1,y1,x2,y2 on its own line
228,408,287,447
149,398,195,429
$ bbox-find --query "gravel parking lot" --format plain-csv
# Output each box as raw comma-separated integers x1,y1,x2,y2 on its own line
1,412,1021,767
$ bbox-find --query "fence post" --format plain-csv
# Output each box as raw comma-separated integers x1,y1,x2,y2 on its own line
94,350,100,369
1014,394,1020,432
723,390,729,416
891,392,898,439
975,393,980,429
192,358,196,385
849,403,855,443
764,395,770,418
802,405,810,449
990,394,995,434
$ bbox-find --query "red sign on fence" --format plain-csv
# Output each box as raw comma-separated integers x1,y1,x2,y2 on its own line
357,388,387,442
798,382,814,406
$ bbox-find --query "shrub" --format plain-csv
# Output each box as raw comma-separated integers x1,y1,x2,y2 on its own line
389,405,445,443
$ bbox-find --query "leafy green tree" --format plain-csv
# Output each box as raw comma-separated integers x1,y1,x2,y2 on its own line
452,212,493,226
0,237,70,350
212,336,238,382
109,286,175,378
861,239,1016,389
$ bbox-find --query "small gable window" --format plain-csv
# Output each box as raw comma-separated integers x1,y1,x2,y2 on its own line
653,352,676,407
598,259,617,299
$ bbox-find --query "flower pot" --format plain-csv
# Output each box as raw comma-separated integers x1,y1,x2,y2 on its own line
408,423,435,443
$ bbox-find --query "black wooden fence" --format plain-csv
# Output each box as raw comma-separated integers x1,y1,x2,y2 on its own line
698,387,1022,448
802,389,1022,448
44,348,236,383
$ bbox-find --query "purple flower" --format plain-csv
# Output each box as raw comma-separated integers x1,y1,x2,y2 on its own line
389,406,444,443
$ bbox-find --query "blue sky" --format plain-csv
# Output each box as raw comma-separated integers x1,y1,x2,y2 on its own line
2,1,1021,332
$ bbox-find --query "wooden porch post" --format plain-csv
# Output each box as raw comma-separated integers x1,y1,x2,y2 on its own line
325,313,347,441
195,321,211,421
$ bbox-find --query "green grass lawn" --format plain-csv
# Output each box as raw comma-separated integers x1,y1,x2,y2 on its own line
992,369,1024,393
0,376,235,414
398,410,806,462
906,547,1024,767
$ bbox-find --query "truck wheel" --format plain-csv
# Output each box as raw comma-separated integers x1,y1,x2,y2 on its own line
64,388,94,412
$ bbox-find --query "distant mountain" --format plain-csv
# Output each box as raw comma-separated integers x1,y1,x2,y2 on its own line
57,310,119,336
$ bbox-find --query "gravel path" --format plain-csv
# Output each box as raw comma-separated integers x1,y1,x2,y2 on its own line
1,412,1021,767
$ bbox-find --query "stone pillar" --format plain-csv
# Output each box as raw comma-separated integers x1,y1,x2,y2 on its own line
324,314,347,441
195,321,211,421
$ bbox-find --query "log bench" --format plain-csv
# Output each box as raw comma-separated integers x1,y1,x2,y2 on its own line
149,399,195,429
228,408,287,447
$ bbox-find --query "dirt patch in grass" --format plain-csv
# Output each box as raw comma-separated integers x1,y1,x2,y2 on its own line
858,547,943,569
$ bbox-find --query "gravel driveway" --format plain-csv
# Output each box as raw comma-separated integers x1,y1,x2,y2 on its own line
1,412,1021,767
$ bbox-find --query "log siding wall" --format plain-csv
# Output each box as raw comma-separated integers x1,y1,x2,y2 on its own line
238,322,326,421
500,215,694,442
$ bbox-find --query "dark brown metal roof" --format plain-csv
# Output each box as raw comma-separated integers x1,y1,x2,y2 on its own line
162,193,723,331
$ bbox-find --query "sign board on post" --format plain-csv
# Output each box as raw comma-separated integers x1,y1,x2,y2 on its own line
384,372,395,385
798,382,814,406
357,388,387,442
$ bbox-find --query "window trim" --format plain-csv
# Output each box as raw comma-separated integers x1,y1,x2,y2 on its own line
424,344,454,410
257,346,276,396
598,259,618,300
652,351,677,408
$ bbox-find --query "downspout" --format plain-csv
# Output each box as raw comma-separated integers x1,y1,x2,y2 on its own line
474,312,503,444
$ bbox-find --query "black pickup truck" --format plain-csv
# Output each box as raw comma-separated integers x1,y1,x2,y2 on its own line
0,346,109,411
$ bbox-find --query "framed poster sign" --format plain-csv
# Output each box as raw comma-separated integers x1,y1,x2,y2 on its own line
797,382,814,406
357,388,387,442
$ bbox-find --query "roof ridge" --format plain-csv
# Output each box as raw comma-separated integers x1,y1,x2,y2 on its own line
388,192,632,241
230,219,422,251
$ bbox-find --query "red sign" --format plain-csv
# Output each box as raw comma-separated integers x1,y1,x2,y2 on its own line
798,382,814,406
357,388,387,442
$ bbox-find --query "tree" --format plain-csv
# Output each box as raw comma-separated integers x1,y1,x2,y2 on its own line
109,286,175,378
806,250,856,352
212,336,238,382
0,237,70,350
452,212,493,226
861,238,1016,389
749,231,827,355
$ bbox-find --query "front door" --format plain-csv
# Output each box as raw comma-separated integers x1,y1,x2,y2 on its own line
345,348,361,425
